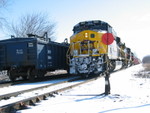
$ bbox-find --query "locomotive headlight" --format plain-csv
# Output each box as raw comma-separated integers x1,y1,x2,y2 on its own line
92,49,98,54
85,33,88,38
73,50,78,56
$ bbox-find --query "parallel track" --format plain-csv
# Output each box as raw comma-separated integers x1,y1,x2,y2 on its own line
0,76,81,101
0,73,69,88
0,75,102,113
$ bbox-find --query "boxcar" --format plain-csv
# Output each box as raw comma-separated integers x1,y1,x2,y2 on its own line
0,36,69,81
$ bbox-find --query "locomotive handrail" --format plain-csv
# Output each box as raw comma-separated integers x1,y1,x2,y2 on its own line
66,44,72,64
69,40,109,57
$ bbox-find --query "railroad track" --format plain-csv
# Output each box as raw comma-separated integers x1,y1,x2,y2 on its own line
0,75,102,113
0,76,81,101
0,67,125,113
0,80,29,88
0,73,69,88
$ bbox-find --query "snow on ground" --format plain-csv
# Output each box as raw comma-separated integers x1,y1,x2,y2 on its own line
0,71,9,82
17,64,150,113
0,78,81,107
0,76,78,96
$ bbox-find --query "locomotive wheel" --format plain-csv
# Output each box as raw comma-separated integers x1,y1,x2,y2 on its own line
37,70,46,78
67,67,70,75
27,68,35,81
8,70,16,82
22,76,27,80
9,76,15,82
122,61,127,68
109,61,116,72
123,60,128,68
80,73,89,78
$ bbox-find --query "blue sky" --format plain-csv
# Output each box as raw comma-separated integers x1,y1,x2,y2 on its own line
1,0,150,59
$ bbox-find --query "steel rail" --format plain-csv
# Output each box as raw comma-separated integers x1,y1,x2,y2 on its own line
0,76,81,101
0,67,123,100
0,76,102,113
0,73,69,88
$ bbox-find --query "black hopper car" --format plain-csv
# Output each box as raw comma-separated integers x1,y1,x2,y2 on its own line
0,33,69,81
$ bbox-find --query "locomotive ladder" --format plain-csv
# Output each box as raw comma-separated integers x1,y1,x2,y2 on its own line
0,45,5,68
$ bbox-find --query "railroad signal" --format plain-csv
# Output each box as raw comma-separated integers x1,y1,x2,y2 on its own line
104,72,111,95
102,33,114,45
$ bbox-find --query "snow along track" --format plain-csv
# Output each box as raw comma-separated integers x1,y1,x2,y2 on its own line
0,73,70,88
0,80,30,88
0,77,79,100
0,75,102,113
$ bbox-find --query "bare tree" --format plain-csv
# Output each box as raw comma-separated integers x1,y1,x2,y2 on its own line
8,12,56,40
0,0,7,8
0,0,9,27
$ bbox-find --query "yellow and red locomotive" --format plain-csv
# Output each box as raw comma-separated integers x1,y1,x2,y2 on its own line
67,20,132,76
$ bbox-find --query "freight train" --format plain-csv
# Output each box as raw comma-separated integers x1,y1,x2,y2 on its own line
67,20,136,77
0,33,69,81
0,20,139,81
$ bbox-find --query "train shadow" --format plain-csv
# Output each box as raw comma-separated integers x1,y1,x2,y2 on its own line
74,93,106,102
99,103,150,113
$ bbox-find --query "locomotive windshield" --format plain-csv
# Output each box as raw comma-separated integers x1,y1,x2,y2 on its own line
73,20,111,34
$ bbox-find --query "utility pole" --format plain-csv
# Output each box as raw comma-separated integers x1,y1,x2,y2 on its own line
104,71,110,95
